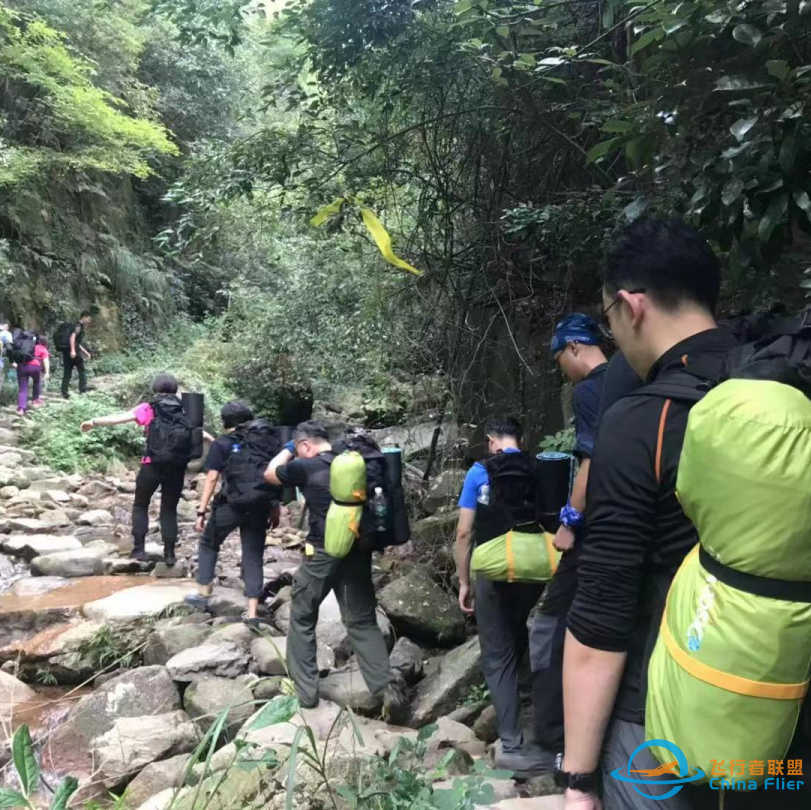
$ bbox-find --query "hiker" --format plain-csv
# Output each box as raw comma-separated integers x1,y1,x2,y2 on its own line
454,416,549,776
0,316,11,396
186,401,282,627
264,420,407,721
557,219,744,808
57,311,92,398
529,314,608,758
80,373,193,564
14,334,50,416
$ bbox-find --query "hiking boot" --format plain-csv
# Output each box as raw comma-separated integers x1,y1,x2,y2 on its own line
241,612,260,630
163,539,176,566
493,741,556,779
185,593,209,611
381,678,408,726
130,537,147,561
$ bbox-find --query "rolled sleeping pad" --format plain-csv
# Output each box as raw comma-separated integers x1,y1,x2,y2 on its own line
276,426,297,504
324,452,366,558
536,451,574,533
181,393,205,460
471,530,561,583
383,446,410,544
645,379,811,784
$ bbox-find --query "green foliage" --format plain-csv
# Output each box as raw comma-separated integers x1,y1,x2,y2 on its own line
78,623,145,671
539,427,576,454
19,392,143,474
459,683,490,708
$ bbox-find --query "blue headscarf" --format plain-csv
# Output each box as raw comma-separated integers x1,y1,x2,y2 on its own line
550,313,601,355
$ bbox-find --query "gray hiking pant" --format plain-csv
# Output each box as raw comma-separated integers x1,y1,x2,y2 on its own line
288,547,392,707
475,577,544,752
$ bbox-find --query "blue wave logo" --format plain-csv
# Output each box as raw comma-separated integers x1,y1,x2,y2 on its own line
610,739,706,800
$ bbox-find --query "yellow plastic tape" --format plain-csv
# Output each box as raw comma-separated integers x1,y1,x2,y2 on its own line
310,197,345,227
304,543,314,557
358,207,423,276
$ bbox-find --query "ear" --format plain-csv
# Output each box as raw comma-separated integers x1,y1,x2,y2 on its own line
617,290,646,329
568,342,581,357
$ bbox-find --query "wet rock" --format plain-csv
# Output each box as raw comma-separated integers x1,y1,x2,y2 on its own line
166,642,250,682
6,518,52,535
184,675,255,736
152,561,189,578
1,576,67,598
0,670,36,723
408,637,482,727
77,509,114,527
92,710,199,791
207,588,247,618
31,548,106,577
319,661,379,714
389,637,425,683
208,623,255,651
143,624,212,667
473,704,499,744
423,468,466,515
44,666,182,775
123,753,191,809
378,569,465,645
2,534,82,561
83,584,194,622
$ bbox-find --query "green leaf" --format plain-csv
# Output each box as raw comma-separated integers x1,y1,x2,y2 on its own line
714,75,769,93
455,0,473,13
495,25,509,37
780,135,798,174
721,177,744,207
602,120,632,133
663,20,688,36
586,137,622,164
766,60,790,80
630,27,665,56
49,777,78,810
794,190,811,222
247,696,298,732
518,52,536,66
732,24,762,47
624,198,648,221
417,723,438,743
284,725,306,810
0,789,28,809
729,117,756,142
758,193,788,242
12,726,38,797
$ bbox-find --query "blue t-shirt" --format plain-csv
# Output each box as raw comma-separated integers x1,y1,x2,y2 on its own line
573,363,607,459
458,446,521,510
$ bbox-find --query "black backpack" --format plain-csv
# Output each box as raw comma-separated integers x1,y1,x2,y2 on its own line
145,397,193,467
332,433,410,550
53,322,74,351
222,419,282,509
9,330,37,365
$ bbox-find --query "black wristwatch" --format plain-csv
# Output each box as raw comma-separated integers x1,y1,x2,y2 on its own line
554,753,599,794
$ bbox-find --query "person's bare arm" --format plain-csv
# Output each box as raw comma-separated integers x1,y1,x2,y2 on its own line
554,458,590,551
265,448,294,486
69,331,77,358
80,410,137,433
42,356,50,378
195,470,220,532
454,507,475,615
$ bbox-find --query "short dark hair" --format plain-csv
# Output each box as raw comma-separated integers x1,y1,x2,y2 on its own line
293,420,329,442
151,373,178,395
80,310,91,319
37,335,48,347
221,400,254,429
485,416,522,442
603,218,720,313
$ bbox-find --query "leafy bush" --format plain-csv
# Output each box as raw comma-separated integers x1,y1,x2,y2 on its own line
539,427,576,454
19,392,143,474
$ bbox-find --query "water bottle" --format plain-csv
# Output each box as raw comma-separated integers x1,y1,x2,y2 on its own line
477,483,490,506
371,486,388,532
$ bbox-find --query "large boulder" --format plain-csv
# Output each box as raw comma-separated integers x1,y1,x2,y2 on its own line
274,591,392,663
0,670,36,724
30,548,106,577
91,710,199,790
377,569,465,645
319,662,379,714
83,584,194,622
6,518,52,534
1,576,68,598
43,666,182,776
207,588,249,618
77,509,115,527
423,468,467,515
411,512,459,552
2,534,81,561
122,753,191,809
250,636,334,676
30,476,81,493
408,637,482,727
166,643,249,682
208,623,255,651
473,704,499,744
143,624,212,667
184,675,255,737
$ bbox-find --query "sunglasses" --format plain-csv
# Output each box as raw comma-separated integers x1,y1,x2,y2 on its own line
601,288,646,329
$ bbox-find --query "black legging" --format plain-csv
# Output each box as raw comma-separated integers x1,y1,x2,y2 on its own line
132,463,185,542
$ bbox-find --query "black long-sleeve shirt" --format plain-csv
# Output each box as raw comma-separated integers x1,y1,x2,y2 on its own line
567,328,737,723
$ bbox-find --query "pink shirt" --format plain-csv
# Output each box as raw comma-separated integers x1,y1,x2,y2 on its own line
133,403,155,463
30,344,49,368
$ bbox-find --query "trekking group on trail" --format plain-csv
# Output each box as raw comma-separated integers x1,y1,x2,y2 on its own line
6,216,811,808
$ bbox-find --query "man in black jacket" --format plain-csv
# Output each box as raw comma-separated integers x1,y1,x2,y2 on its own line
558,219,742,809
